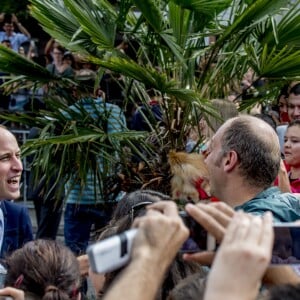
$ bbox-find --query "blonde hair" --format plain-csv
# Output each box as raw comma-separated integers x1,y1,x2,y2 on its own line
206,99,239,138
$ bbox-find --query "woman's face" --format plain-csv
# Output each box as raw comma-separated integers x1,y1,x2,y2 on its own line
279,96,290,123
284,125,300,166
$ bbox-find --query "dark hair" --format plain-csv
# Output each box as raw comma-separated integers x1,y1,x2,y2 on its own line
3,14,12,24
99,189,204,300
277,84,289,103
167,273,207,300
221,115,281,188
288,119,300,129
290,83,300,96
112,189,172,221
53,45,65,54
4,240,80,300
63,51,76,68
268,284,300,300
1,39,11,44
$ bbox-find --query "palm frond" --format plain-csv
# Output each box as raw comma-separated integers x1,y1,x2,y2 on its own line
64,0,117,49
0,45,56,81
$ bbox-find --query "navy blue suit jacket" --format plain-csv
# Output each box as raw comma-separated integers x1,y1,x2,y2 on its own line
1,200,33,258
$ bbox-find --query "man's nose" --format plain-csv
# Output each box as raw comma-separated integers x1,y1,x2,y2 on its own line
12,157,23,172
294,107,300,116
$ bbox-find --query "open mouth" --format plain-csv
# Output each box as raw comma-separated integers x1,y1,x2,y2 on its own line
7,177,19,185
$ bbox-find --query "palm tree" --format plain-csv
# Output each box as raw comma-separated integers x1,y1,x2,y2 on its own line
1,0,300,196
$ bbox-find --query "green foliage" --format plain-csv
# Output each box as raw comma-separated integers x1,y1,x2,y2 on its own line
1,0,300,195
0,1,29,15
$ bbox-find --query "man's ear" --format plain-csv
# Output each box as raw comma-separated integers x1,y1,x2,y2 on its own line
223,150,238,172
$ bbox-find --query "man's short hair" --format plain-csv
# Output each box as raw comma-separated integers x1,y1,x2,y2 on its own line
220,116,281,189
290,83,300,96
269,284,300,300
288,119,300,129
1,39,11,45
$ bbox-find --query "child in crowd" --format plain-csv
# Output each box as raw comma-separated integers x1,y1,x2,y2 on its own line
0,239,81,300
276,119,300,194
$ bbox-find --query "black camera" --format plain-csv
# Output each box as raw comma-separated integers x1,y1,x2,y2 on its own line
179,211,216,253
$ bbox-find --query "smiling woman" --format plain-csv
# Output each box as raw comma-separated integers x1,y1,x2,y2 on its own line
282,120,300,193
0,125,33,259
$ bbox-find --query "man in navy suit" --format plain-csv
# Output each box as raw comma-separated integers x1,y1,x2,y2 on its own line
0,125,33,258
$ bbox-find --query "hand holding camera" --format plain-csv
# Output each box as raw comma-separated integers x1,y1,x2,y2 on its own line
88,200,300,276
88,201,189,274
132,201,189,266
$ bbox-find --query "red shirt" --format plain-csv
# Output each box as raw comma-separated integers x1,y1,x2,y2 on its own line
274,162,300,193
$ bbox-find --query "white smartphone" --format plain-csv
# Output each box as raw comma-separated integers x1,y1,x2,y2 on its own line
271,223,300,265
87,228,138,274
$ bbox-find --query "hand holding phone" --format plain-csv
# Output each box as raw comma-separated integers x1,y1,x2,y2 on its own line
179,211,216,253
87,228,138,274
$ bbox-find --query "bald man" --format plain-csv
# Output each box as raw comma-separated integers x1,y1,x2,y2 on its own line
204,115,300,222
0,126,33,257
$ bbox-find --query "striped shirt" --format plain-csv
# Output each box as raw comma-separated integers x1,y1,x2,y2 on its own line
64,97,126,204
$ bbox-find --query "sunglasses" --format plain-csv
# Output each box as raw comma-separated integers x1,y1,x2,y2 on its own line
130,201,153,222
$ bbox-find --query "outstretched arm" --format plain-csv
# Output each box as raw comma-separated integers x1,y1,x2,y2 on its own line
11,14,31,38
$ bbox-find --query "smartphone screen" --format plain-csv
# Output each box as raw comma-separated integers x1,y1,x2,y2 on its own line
271,224,300,265
179,211,215,253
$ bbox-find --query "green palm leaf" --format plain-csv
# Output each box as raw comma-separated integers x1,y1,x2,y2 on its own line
64,0,116,49
171,0,232,16
0,45,56,81
216,0,288,47
132,0,165,32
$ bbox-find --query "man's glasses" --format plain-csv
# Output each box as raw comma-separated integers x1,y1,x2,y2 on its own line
130,201,153,223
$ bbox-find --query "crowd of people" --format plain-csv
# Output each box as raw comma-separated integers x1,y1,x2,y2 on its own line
1,95,300,299
2,9,300,300
0,13,126,113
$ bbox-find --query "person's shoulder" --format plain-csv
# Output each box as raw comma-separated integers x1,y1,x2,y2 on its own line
103,101,121,110
237,187,300,221
2,200,28,214
276,124,288,134
279,191,300,206
258,187,300,207
102,101,124,115
14,32,28,38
